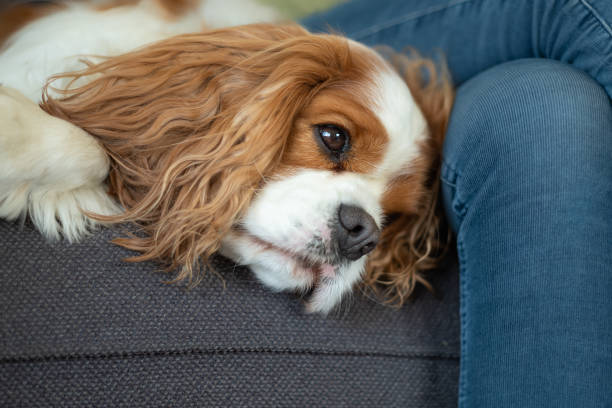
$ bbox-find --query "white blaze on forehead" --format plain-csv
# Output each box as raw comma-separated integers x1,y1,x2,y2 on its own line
348,40,428,178
373,67,428,178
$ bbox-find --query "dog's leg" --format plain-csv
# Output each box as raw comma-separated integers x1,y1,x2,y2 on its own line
0,86,120,241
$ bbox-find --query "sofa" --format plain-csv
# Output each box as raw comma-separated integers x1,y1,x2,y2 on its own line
0,219,460,407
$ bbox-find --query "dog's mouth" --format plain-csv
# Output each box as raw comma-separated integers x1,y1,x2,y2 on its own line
221,227,364,314
245,233,338,282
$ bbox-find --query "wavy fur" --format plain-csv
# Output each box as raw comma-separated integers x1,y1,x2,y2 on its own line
40,25,453,305
41,24,363,283
365,49,454,305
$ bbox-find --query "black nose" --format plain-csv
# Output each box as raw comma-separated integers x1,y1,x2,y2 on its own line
336,204,380,261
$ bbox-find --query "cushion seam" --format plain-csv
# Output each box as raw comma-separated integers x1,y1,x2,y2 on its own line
1,347,460,364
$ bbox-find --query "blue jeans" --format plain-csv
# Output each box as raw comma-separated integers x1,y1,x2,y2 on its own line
304,1,612,407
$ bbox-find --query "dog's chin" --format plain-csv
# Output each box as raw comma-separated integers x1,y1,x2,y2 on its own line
220,230,366,314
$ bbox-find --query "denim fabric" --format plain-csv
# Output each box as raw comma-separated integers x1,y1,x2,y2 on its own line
303,0,612,98
303,1,612,407
443,59,612,407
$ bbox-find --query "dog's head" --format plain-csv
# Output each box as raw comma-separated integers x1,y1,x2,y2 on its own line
42,24,453,313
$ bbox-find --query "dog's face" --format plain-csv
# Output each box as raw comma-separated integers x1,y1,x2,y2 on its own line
220,45,431,312
42,24,451,313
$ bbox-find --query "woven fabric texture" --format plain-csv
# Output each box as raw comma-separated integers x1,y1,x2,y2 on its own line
0,219,459,407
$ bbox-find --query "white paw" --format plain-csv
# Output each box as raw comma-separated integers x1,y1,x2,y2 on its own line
0,86,120,241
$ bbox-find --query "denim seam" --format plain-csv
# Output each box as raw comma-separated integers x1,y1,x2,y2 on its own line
456,237,468,407
442,157,460,179
441,158,467,406
442,158,468,224
440,178,456,188
440,63,575,225
574,0,612,94
440,174,456,188
349,0,475,41
580,0,612,38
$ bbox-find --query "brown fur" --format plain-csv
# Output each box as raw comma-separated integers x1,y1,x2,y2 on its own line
279,41,389,174
40,23,454,305
94,0,140,11
153,0,199,17
95,0,198,18
365,49,454,305
281,86,388,174
0,0,197,50
0,2,65,48
41,24,390,284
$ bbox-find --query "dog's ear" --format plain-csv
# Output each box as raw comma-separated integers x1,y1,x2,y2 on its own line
364,50,454,305
40,24,354,283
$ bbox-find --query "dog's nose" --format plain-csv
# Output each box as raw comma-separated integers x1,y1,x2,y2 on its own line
336,204,380,261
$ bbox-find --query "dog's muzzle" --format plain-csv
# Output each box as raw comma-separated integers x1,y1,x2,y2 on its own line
335,204,380,261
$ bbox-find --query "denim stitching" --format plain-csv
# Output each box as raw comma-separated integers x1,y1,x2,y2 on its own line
442,157,458,172
456,238,468,407
441,159,469,223
580,0,612,38
440,162,457,187
441,168,457,188
440,177,457,188
349,0,474,41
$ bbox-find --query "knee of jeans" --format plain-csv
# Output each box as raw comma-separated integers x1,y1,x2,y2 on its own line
442,58,612,207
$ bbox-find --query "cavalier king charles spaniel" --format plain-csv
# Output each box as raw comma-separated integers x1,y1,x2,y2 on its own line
0,0,453,313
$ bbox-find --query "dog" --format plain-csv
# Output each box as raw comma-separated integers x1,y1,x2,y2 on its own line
0,0,453,313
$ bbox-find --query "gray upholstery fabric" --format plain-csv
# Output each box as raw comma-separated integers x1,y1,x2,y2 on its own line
0,219,460,407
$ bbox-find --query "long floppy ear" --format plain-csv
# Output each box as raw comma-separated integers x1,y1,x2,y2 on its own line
41,23,353,283
364,49,454,305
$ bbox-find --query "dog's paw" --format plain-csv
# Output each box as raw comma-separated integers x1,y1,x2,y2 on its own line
0,181,120,242
0,85,120,241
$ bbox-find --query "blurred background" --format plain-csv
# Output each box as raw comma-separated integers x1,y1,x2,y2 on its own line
259,0,345,19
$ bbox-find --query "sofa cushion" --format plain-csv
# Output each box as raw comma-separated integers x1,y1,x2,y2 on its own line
0,219,459,407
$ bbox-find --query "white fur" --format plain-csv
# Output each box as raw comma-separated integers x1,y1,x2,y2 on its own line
0,1,427,314
220,49,430,313
0,0,278,239
0,86,119,241
0,0,204,240
0,0,279,101
350,41,429,180
242,170,383,259
220,169,384,313
373,67,429,179
1,2,192,101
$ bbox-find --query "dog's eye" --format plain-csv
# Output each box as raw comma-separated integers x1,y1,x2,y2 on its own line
315,124,350,156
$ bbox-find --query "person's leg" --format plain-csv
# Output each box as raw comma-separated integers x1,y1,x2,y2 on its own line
304,3,612,405
441,58,612,407
302,0,612,96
